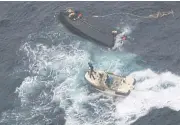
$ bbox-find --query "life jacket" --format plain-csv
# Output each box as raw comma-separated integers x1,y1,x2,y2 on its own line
121,35,127,40
78,13,83,18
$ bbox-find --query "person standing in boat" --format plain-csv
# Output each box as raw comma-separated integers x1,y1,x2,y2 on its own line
88,62,95,79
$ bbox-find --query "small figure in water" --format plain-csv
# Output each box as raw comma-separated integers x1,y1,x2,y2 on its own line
121,35,127,41
88,62,95,79
112,30,118,41
112,30,127,44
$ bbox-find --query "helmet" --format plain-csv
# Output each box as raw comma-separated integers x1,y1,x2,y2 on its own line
112,30,117,34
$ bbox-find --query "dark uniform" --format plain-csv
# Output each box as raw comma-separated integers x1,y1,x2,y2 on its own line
88,62,95,79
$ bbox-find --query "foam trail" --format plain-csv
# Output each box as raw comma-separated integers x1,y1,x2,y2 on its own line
115,70,180,124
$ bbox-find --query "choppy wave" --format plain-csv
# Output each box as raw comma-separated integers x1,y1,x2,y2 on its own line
116,69,180,124
1,25,180,125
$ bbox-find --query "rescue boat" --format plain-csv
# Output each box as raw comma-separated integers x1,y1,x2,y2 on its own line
85,70,136,96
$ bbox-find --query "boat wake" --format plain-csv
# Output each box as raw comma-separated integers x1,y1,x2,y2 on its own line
1,27,180,125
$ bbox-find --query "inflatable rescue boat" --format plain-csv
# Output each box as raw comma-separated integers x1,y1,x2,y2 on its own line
85,70,136,96
59,9,116,47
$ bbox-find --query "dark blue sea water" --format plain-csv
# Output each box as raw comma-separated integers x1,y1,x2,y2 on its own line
0,1,180,125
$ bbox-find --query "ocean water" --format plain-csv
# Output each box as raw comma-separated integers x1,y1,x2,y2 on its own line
0,1,180,125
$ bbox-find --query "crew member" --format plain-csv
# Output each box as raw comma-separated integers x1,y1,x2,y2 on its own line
121,35,127,41
66,8,76,20
112,30,118,42
112,30,118,37
88,62,95,79
77,13,83,19
66,9,83,20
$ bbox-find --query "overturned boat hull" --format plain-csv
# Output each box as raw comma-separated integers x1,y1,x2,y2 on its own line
59,12,115,47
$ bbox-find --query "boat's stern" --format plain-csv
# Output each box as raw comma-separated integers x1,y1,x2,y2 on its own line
125,76,136,86
115,76,135,95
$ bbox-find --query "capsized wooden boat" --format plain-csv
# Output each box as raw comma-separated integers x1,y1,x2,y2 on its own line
58,9,115,47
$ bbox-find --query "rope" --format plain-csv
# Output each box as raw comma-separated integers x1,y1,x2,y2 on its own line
77,10,174,35
64,9,174,37
64,8,174,36
92,9,174,19
106,62,113,72
80,18,109,35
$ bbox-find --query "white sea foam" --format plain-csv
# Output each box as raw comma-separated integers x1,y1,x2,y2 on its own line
115,70,180,124
1,29,180,125
17,39,180,125
112,25,132,50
